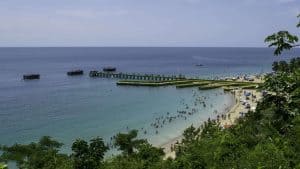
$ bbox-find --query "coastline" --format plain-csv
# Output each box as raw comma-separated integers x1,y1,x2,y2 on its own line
160,88,262,159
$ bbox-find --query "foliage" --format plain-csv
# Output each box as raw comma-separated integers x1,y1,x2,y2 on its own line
114,130,146,156
265,31,298,55
0,163,7,169
181,125,200,144
0,136,71,169
71,137,108,169
265,15,300,56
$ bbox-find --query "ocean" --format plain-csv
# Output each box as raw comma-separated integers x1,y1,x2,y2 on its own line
0,47,298,153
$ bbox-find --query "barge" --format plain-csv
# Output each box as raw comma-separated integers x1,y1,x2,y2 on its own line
23,74,40,80
103,67,116,72
67,70,84,76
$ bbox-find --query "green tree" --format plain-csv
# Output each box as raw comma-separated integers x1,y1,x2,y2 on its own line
0,163,7,169
181,125,200,144
114,130,146,156
135,143,164,164
265,15,300,56
265,31,298,56
290,58,300,72
0,136,71,169
243,142,290,168
272,61,279,71
71,137,108,169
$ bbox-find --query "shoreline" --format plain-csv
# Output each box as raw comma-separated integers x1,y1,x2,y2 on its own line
160,88,261,159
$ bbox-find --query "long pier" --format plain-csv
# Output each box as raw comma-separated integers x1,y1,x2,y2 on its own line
89,71,186,81
89,71,261,89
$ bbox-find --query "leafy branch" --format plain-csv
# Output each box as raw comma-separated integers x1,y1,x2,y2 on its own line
265,31,299,56
265,15,300,56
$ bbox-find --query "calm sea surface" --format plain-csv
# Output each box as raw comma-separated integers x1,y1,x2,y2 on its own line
0,47,299,153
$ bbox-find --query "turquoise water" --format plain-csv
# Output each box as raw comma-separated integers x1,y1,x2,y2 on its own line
0,75,233,152
0,47,299,154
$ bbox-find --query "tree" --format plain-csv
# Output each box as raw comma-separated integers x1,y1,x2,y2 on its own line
265,31,298,55
72,139,90,169
0,163,7,169
135,142,164,163
0,136,71,169
242,142,290,168
290,57,300,72
71,137,108,169
265,15,300,56
272,61,279,71
39,136,63,150
181,125,200,144
114,130,146,156
89,137,108,163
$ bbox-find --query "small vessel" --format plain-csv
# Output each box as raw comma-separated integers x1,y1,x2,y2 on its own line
67,70,84,76
23,74,40,80
195,64,204,67
103,67,116,72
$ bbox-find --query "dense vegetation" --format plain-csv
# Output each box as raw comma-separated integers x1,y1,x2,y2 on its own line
1,16,300,169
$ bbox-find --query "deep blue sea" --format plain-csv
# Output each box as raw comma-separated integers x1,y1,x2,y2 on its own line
0,47,299,154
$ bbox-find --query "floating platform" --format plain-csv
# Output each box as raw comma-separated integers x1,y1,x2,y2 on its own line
23,74,40,80
176,81,210,88
117,80,194,87
103,67,116,72
199,84,223,90
67,70,84,76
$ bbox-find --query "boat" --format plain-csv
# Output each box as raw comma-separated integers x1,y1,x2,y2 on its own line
195,64,204,67
23,74,40,80
103,67,116,72
67,70,84,76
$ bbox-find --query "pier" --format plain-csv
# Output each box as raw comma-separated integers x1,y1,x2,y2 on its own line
89,70,261,89
89,71,186,81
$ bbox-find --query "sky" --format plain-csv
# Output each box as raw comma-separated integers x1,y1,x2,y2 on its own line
0,0,299,47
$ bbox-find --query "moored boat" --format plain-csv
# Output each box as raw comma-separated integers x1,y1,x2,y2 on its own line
23,74,40,80
67,70,84,76
103,67,116,72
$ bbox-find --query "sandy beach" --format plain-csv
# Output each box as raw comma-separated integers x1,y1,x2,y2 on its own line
161,87,262,159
